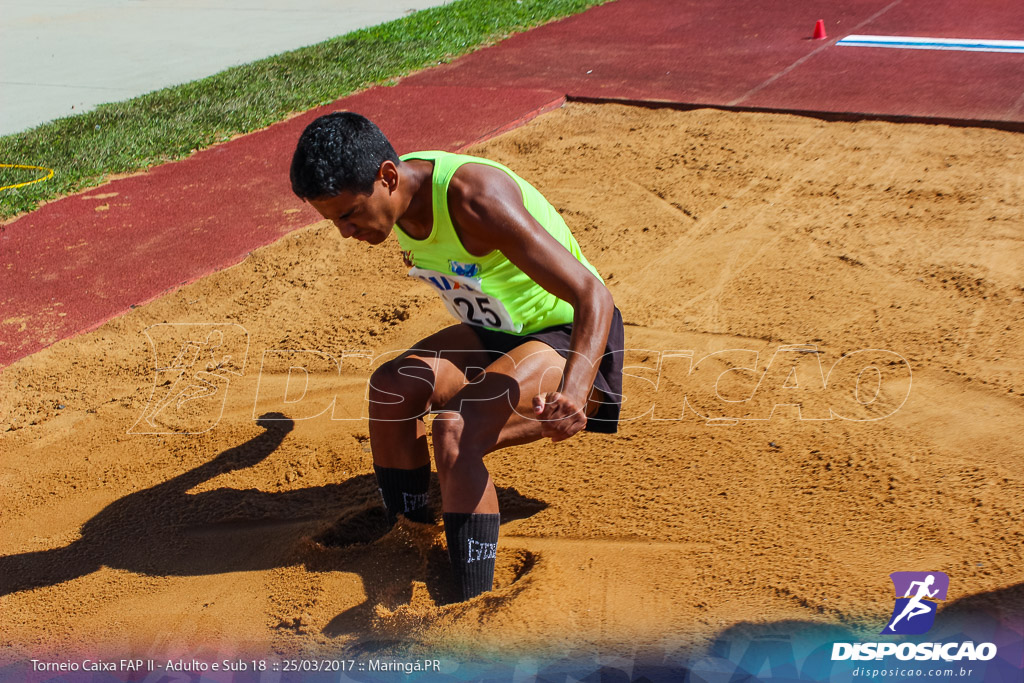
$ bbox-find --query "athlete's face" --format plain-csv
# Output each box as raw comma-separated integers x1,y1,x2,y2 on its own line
308,172,396,245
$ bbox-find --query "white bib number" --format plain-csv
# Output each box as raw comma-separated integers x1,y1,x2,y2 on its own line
408,267,521,332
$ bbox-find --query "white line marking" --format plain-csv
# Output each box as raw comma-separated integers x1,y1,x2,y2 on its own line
838,35,1024,53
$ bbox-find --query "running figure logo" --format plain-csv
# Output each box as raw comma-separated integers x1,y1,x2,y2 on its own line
882,571,949,635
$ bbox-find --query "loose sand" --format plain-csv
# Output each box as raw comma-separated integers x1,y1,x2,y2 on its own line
1,103,1022,666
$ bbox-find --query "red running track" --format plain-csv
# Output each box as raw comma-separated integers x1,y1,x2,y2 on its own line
2,0,1022,367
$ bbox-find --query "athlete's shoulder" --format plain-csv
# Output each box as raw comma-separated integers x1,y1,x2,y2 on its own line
401,150,488,164
448,159,520,206
400,150,445,161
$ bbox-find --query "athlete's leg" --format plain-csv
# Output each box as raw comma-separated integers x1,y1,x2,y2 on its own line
367,324,492,522
369,323,495,467
429,340,596,598
431,340,600,513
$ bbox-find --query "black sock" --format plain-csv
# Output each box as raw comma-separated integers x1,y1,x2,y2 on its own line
443,512,500,600
373,464,433,524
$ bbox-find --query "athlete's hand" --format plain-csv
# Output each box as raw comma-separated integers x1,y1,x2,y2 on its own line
532,392,587,442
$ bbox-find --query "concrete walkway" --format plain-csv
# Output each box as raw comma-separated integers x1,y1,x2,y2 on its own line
0,0,455,136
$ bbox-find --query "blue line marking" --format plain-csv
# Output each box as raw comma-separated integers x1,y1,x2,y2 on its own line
837,35,1024,54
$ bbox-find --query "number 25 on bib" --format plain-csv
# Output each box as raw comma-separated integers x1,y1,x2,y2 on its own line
408,267,522,333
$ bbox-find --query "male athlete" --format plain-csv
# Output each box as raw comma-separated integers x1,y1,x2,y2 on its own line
290,112,623,600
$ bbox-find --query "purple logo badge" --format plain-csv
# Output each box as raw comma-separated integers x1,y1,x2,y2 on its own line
882,571,949,635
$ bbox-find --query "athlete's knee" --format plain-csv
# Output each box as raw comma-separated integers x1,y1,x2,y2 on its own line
368,357,435,418
431,412,466,474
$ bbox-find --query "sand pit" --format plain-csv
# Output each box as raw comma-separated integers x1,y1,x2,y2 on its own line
1,103,1022,673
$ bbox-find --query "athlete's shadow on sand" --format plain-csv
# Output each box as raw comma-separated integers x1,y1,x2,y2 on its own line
0,413,547,618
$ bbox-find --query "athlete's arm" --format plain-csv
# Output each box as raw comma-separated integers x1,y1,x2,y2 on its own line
447,162,614,441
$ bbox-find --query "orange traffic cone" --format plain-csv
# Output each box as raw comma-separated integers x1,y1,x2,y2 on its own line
813,19,827,40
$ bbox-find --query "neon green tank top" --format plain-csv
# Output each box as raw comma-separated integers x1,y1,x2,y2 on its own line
394,151,603,335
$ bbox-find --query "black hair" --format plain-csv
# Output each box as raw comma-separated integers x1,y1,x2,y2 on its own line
290,112,399,199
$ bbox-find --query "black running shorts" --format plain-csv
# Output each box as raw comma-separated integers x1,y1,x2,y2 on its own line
468,307,625,434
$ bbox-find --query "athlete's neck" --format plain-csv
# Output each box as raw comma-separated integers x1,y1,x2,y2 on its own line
395,159,434,240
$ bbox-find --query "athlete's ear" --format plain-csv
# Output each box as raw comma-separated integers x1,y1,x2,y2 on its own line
379,160,399,193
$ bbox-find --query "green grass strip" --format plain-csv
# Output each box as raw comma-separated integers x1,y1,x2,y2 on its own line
0,0,609,220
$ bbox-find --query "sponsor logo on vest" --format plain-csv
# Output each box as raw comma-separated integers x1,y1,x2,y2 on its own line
831,572,997,662
467,537,497,563
449,260,480,278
